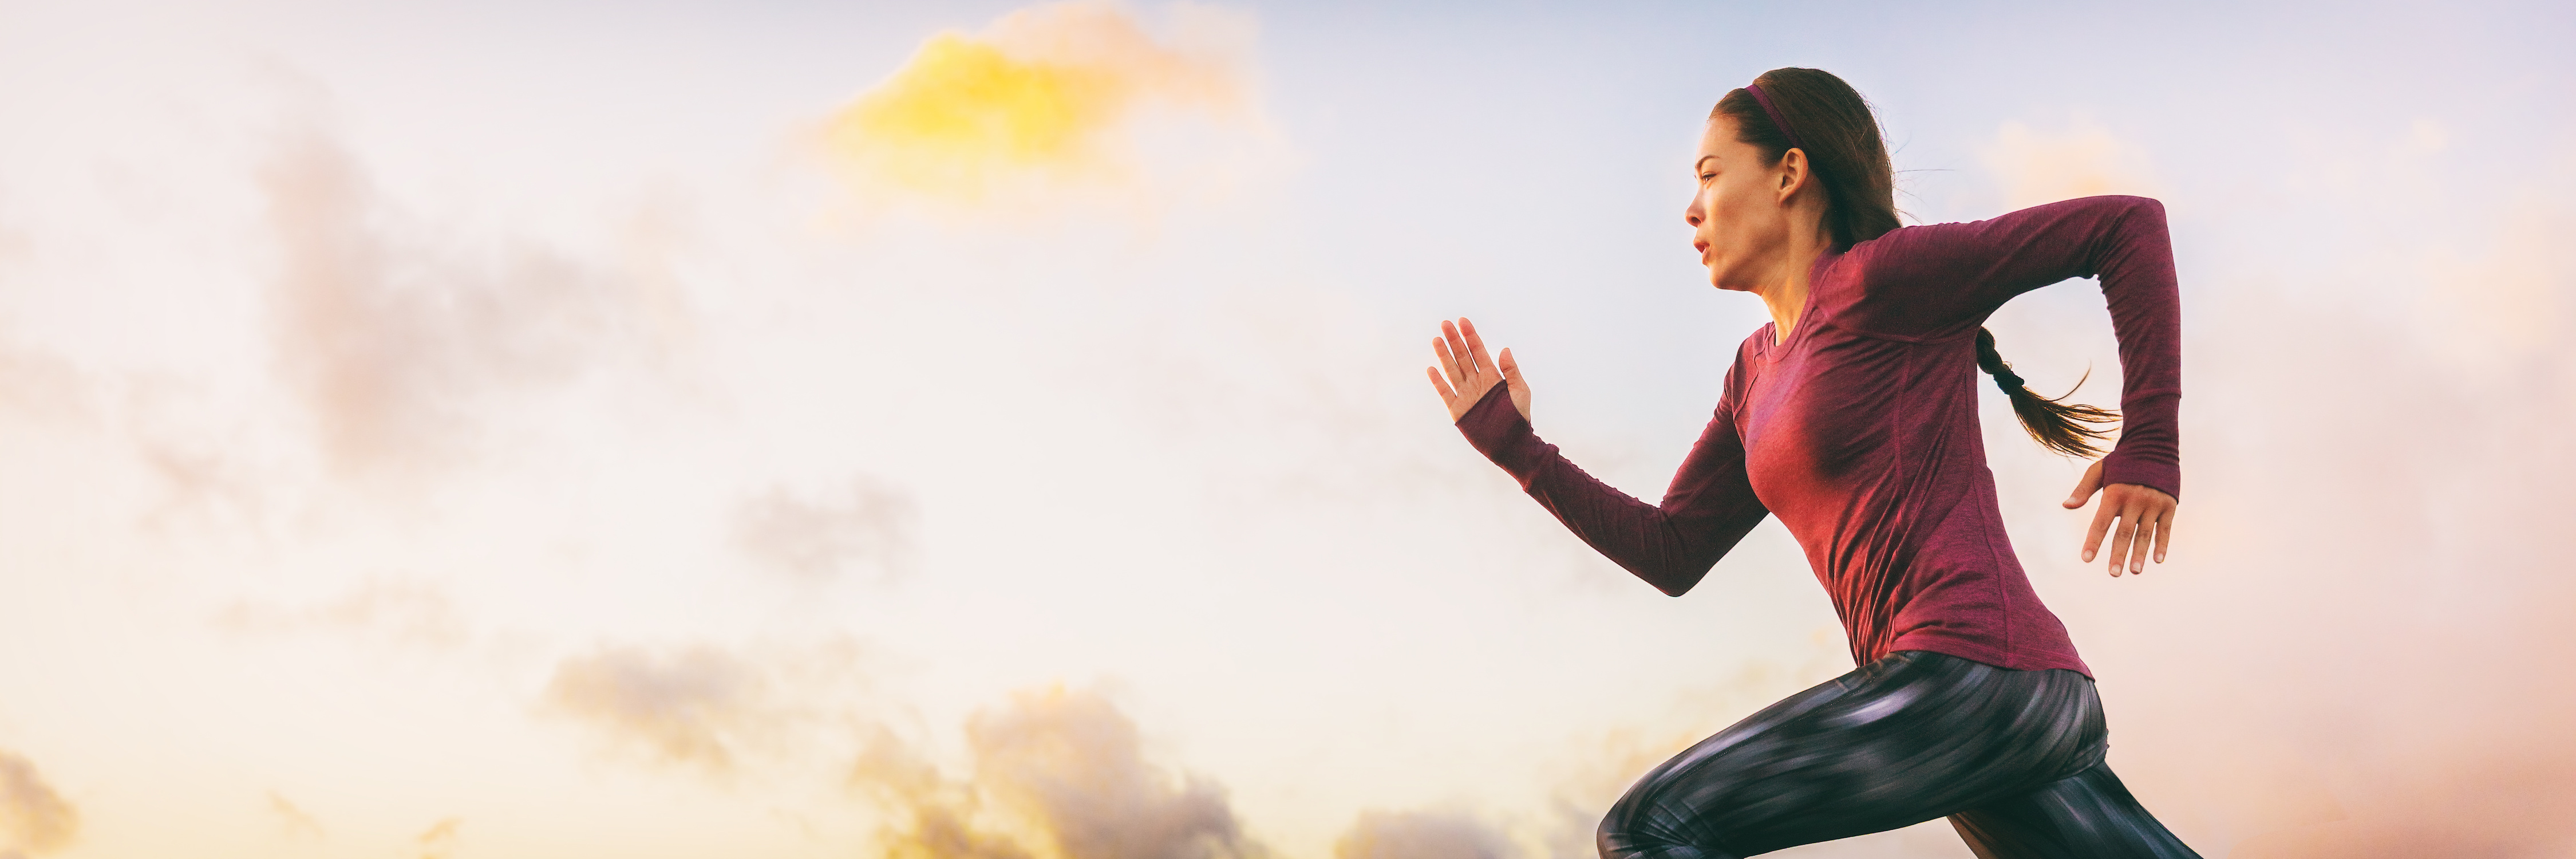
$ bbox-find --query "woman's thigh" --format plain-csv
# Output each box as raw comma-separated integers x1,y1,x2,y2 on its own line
1947,761,2202,859
1597,651,2105,859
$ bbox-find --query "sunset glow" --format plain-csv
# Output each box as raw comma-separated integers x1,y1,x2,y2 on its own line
0,1,2570,858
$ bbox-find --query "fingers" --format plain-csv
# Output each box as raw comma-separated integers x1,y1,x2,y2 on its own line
2080,494,2114,564
2063,459,2104,509
2153,505,2175,565
1434,317,1515,420
2105,499,2140,576
1461,318,1498,380
1440,320,1479,379
1433,335,1467,390
1499,346,1531,421
2124,499,2152,575
2083,484,2179,578
1426,365,1458,403
2132,515,2156,574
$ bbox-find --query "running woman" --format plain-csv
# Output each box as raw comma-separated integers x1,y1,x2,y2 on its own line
1425,68,2201,858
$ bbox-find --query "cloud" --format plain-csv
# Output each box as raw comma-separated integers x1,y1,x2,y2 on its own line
822,1,1261,202
1981,117,2159,210
0,193,88,427
414,817,460,859
259,121,670,476
972,687,1253,859
0,347,84,424
731,476,917,582
542,645,781,774
217,577,473,649
2409,192,2573,370
542,639,880,782
0,751,77,856
857,685,1263,859
267,791,324,839
2139,287,2576,856
1333,810,1514,859
880,806,1044,859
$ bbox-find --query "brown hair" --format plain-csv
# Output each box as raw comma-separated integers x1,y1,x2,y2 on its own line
1713,68,2119,457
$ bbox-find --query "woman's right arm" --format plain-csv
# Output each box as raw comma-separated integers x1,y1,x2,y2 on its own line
1432,319,1769,596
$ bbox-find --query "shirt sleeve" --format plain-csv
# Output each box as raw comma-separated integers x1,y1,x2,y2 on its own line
1453,380,1771,596
1842,195,2183,499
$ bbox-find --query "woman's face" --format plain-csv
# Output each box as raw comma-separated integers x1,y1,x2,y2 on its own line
1685,116,1797,293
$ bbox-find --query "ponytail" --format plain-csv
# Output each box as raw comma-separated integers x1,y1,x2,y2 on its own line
1975,328,2118,457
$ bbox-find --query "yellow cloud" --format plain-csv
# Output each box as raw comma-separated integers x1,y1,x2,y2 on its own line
841,36,1121,174
824,2,1251,202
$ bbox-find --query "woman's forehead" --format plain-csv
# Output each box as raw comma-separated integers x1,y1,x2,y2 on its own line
1696,118,1744,162
1702,113,1748,142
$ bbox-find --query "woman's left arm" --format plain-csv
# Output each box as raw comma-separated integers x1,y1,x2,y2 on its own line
1853,195,2181,576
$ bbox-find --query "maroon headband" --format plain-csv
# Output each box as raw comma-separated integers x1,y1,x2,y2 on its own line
1744,83,1806,152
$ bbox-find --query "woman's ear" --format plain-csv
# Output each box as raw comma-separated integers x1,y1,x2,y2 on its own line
1774,148,1811,200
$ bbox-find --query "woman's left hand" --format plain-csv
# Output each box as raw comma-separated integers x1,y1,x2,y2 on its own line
2062,459,2175,577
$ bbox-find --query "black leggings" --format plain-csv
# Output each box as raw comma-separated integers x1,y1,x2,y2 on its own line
1597,651,2202,858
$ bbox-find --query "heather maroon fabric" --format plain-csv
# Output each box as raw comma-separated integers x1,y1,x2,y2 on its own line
1457,196,2182,676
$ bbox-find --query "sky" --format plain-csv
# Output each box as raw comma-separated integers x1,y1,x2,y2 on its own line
1,1,2573,858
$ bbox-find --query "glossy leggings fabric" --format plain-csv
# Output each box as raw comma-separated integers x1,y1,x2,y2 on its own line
1597,651,2202,858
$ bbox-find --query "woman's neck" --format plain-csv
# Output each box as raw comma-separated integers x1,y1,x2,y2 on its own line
1761,239,1828,345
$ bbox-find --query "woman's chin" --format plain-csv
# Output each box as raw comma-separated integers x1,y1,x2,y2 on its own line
1703,263,1753,292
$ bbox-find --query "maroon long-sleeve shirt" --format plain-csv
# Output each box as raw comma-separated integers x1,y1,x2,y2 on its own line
1459,196,2182,676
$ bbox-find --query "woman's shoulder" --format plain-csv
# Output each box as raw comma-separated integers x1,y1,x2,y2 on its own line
1730,325,1772,362
1886,196,2167,255
1858,196,2166,254
1805,223,1988,335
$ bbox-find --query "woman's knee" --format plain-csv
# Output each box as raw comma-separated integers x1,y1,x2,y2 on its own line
1596,798,1735,859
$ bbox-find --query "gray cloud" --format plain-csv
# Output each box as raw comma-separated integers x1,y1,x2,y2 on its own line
216,577,472,649
731,477,916,582
856,686,1263,859
971,687,1252,859
259,123,671,476
0,751,76,857
543,645,779,774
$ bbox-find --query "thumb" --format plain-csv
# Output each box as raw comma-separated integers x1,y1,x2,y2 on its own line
2063,459,2104,509
1499,348,1526,390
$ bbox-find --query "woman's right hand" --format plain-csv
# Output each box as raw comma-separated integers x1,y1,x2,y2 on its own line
1427,317,1531,423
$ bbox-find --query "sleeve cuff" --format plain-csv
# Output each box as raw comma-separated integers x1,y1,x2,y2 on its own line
2099,453,2180,501
1454,384,1534,476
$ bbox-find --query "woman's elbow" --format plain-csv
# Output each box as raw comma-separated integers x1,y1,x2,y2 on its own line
1637,565,1710,597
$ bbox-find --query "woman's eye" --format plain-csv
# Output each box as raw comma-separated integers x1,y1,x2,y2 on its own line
1698,172,1715,182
